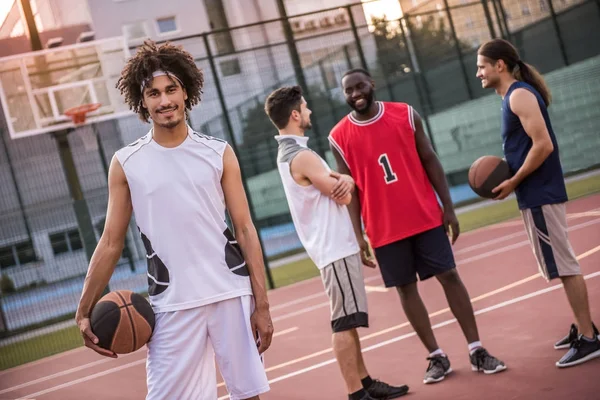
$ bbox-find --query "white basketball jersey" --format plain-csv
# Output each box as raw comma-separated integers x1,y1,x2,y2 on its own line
115,126,252,313
275,135,359,269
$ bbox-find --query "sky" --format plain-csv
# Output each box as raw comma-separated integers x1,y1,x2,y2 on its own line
0,0,15,27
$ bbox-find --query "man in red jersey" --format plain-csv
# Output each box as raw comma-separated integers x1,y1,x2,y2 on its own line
329,68,506,384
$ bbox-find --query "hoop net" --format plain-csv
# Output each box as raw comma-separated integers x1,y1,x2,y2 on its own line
64,103,102,125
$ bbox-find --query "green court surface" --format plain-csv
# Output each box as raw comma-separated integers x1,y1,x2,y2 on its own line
1,172,598,371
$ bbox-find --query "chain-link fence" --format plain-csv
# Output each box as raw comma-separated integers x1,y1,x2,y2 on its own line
0,0,599,368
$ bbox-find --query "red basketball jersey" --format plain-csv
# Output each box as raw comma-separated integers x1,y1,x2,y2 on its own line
329,102,443,248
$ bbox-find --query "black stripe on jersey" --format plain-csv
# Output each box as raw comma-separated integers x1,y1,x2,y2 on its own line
140,230,170,296
223,228,249,277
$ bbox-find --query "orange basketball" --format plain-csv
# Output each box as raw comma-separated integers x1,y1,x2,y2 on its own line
90,290,155,354
468,155,512,199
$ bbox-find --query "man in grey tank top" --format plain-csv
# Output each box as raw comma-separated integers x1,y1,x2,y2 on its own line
265,86,409,400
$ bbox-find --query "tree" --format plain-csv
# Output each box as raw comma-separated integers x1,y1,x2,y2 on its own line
372,14,473,76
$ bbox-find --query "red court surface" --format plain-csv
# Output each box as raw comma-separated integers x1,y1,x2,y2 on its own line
1,194,600,400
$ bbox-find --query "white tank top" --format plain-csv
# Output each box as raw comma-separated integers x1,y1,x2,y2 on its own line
115,126,252,313
275,135,359,269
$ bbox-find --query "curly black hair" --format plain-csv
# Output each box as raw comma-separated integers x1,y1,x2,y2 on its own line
264,86,303,129
116,40,204,122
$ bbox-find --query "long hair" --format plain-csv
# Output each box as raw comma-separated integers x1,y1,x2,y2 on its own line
116,40,204,122
478,39,551,106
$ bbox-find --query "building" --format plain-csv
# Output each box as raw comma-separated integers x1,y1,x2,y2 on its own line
0,0,375,296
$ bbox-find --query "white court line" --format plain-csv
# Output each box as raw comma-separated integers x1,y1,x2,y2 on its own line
18,267,600,399
9,215,600,397
217,269,600,400
3,327,297,396
16,359,147,400
0,352,143,395
271,218,600,324
269,218,600,316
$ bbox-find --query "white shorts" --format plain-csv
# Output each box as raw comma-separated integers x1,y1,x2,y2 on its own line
146,295,270,400
521,203,581,281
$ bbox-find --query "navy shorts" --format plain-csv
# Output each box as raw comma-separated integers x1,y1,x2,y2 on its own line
373,225,456,287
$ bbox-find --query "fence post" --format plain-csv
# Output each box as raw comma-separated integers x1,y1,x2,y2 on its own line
481,0,497,38
93,125,136,273
0,129,35,256
443,0,474,100
274,0,327,157
202,34,275,290
546,0,569,66
493,0,512,41
346,5,369,71
398,17,438,152
318,61,341,119
343,45,353,69
52,129,109,295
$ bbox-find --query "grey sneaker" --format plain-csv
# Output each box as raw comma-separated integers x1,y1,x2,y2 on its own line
423,354,452,384
470,348,507,374
556,334,600,368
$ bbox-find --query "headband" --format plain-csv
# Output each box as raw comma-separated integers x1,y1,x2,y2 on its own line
141,70,184,92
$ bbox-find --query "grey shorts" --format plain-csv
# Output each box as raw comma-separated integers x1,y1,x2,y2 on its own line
521,203,581,281
320,253,369,333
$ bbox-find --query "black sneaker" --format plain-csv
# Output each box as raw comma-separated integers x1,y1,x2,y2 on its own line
554,323,599,350
365,379,409,399
423,354,452,384
556,334,600,368
358,393,377,400
470,347,507,374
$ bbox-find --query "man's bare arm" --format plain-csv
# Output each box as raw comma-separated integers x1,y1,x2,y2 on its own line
291,150,352,205
492,89,554,200
221,144,273,354
413,110,459,244
509,89,554,184
329,142,376,267
76,155,133,357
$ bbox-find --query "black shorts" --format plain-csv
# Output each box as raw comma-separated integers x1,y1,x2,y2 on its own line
373,225,456,287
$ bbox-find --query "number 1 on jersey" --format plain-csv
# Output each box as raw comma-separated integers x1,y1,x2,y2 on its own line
378,154,398,184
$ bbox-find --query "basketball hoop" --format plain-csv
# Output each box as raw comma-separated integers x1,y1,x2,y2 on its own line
64,103,101,125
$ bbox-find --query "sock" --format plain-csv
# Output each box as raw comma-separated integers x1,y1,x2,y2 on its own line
429,348,444,357
361,375,374,389
581,334,597,342
468,341,482,355
349,388,367,400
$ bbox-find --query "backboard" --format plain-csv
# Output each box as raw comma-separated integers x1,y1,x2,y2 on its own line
0,37,134,139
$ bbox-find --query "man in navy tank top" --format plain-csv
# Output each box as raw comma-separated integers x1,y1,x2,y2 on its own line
477,38,599,368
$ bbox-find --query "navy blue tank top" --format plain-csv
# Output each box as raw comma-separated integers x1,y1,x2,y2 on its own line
501,81,567,209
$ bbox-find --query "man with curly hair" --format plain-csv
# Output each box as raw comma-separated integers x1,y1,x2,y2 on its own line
75,40,272,400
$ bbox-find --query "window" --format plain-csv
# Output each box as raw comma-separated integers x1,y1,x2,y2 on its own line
122,21,149,41
0,240,37,269
156,16,178,35
49,229,83,256
521,5,531,15
539,0,548,11
219,59,241,77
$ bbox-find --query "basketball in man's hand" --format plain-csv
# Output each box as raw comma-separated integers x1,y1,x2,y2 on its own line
468,155,512,199
90,290,155,354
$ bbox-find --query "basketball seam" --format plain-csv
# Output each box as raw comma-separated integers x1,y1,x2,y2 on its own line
115,292,137,353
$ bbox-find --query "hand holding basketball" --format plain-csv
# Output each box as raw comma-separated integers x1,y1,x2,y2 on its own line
78,317,117,358
251,306,274,354
492,178,518,200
